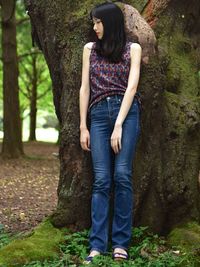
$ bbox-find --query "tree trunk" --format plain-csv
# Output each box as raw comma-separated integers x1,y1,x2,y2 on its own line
29,55,37,141
24,0,200,234
1,0,24,158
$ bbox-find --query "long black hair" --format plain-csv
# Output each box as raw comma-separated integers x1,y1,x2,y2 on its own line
90,2,126,63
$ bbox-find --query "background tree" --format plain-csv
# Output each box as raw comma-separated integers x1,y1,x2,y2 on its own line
0,0,56,144
19,51,51,141
24,0,200,234
16,0,54,141
0,0,23,158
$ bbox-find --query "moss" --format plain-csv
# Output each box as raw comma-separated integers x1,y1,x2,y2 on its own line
167,221,200,265
164,91,200,127
0,219,67,267
156,15,199,97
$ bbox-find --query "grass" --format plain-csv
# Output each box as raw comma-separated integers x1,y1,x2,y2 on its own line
0,224,12,249
0,223,198,267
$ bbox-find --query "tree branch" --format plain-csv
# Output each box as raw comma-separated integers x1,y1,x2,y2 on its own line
20,61,33,85
19,86,30,99
19,74,32,98
38,85,51,99
37,76,48,86
36,64,47,77
16,17,30,25
18,50,42,61
0,50,42,62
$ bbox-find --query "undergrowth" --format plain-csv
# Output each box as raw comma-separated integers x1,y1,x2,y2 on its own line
0,224,11,249
0,224,197,267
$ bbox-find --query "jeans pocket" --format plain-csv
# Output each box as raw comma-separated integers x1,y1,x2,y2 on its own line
117,96,123,103
113,96,123,109
90,102,101,114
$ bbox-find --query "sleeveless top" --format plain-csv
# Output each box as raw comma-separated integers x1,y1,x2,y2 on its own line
89,41,140,109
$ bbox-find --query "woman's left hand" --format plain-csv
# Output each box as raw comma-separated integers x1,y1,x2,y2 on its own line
111,124,122,154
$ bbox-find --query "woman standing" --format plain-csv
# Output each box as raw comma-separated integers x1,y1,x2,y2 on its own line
79,1,142,263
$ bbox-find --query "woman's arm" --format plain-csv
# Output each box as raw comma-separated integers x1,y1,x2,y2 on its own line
111,43,142,154
79,43,92,151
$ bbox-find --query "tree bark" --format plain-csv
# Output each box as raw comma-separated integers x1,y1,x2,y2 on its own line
1,0,24,158
29,55,37,141
24,0,200,234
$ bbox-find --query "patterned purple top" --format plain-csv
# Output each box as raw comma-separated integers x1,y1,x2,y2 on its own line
89,42,132,108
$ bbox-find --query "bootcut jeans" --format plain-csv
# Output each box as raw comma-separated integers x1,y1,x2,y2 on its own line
89,94,141,253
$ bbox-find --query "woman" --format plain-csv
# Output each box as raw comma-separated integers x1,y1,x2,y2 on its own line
79,1,142,263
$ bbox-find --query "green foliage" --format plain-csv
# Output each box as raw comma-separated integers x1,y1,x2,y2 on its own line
18,1,55,120
0,224,32,250
61,229,89,259
0,224,12,249
16,9,54,117
0,223,197,267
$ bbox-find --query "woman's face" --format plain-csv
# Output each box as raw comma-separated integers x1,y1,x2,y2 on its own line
92,17,104,40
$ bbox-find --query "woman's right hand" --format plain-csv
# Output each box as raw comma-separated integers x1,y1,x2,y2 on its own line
80,128,91,151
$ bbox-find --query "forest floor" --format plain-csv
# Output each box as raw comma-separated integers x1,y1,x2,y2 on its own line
0,141,59,234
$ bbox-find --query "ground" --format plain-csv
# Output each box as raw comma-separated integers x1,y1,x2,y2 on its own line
0,141,59,234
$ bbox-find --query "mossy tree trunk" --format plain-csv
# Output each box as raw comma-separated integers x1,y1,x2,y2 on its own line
24,0,200,234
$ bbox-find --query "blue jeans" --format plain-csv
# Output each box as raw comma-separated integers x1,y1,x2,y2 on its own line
89,95,140,253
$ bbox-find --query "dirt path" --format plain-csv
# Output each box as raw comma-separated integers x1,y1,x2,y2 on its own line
0,141,60,234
